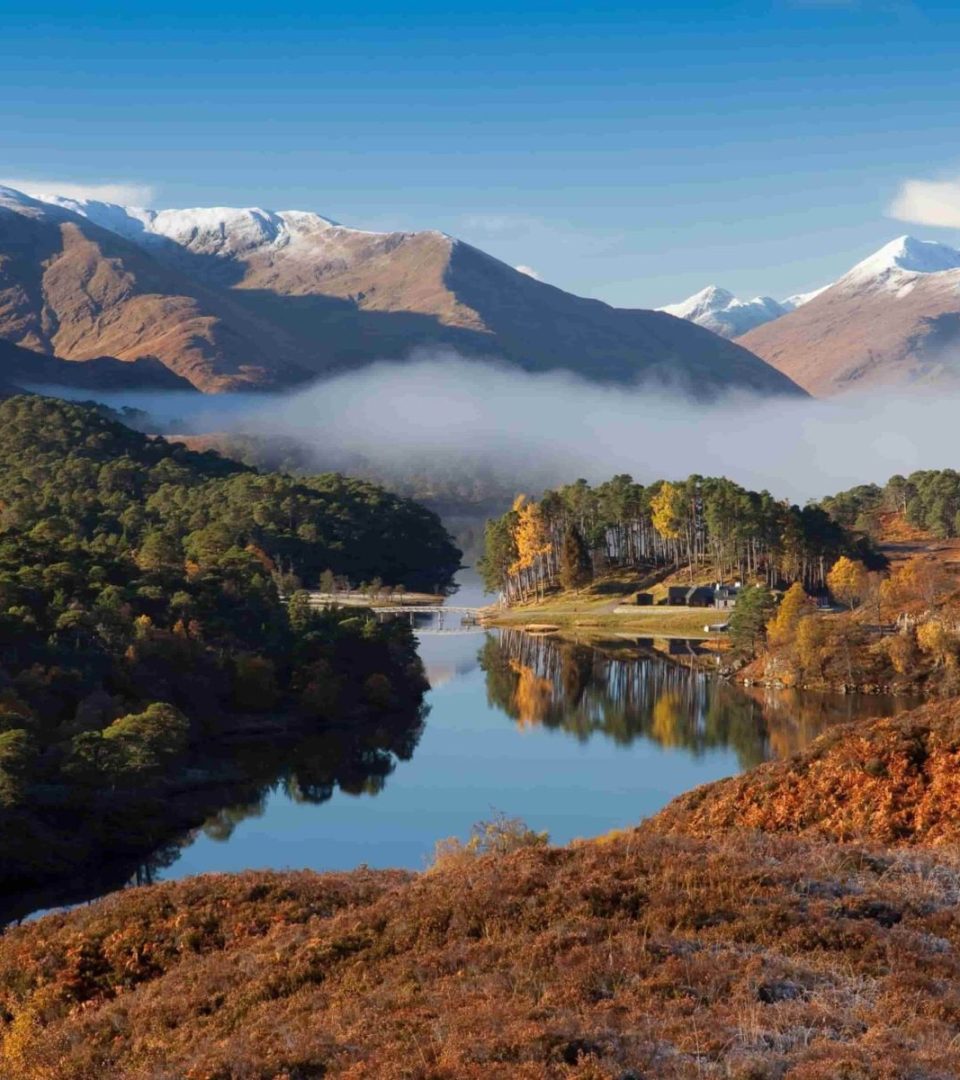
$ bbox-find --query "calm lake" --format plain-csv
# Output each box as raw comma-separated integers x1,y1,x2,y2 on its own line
143,577,914,886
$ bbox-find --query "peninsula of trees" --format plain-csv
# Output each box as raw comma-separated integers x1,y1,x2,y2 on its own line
0,396,460,903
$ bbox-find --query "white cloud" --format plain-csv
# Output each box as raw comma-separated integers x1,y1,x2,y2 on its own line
0,178,156,206
888,177,960,230
515,264,541,280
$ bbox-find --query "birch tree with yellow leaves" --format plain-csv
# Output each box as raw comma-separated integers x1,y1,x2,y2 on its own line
508,495,553,601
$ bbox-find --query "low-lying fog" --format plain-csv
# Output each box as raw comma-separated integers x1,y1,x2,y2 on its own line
37,353,954,503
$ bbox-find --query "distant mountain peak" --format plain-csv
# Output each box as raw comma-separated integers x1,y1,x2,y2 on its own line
660,285,790,339
840,235,960,288
661,284,734,319
738,235,960,396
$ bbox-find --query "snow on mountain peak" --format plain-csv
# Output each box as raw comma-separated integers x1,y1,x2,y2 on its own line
660,286,788,338
0,185,69,220
22,189,364,258
660,285,735,321
841,235,960,288
781,284,830,311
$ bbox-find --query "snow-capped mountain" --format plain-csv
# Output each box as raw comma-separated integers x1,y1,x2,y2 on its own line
660,286,789,338
835,235,960,291
738,236,960,396
32,193,379,258
0,185,804,397
781,284,831,310
660,282,828,339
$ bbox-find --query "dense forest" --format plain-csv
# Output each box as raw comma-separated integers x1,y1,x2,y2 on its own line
480,474,881,602
821,469,960,539
0,396,459,899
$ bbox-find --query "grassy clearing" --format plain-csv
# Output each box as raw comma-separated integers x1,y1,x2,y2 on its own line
482,569,728,640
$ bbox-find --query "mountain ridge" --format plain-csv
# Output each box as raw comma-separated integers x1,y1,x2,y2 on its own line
0,185,804,397
660,280,828,339
737,234,960,395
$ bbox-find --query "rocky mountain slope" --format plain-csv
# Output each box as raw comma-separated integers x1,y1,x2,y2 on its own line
737,236,960,395
0,186,804,396
0,338,193,393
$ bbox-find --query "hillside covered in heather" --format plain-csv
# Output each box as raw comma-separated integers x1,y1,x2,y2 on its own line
4,698,960,1078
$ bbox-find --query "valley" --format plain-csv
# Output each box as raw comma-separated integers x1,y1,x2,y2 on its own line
8,3,960,1075
2,389,960,1077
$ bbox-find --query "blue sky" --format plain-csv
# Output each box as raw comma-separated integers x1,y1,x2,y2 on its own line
3,0,960,306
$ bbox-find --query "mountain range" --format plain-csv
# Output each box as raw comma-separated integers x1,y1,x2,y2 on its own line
0,186,801,398
664,236,960,396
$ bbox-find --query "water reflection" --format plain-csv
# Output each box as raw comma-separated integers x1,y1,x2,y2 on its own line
9,625,920,927
479,630,916,769
2,705,426,927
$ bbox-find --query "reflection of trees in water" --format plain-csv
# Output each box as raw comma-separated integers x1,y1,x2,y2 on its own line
482,632,918,769
191,706,429,846
481,631,770,767
3,704,427,926
740,686,919,761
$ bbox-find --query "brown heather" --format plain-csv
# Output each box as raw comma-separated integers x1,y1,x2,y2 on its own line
3,701,960,1076
655,699,960,845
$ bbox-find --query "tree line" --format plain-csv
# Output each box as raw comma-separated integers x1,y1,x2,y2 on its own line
822,469,960,541
480,474,881,602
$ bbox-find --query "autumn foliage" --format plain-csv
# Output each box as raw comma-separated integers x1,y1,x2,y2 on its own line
654,698,960,845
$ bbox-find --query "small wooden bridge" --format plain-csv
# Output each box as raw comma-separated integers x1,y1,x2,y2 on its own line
369,606,481,616
373,606,487,634
301,593,487,632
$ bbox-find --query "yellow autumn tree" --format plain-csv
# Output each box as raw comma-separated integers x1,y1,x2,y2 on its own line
795,615,828,679
917,619,956,667
827,556,868,609
508,496,552,600
650,482,685,541
766,581,812,647
880,556,950,611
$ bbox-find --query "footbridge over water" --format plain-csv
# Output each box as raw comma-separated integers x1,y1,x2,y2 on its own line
302,593,488,634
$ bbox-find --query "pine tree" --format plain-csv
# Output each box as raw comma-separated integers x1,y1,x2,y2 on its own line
728,584,775,657
559,524,593,593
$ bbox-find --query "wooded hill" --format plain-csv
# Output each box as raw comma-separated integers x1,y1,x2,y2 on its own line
0,396,459,896
822,469,960,540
